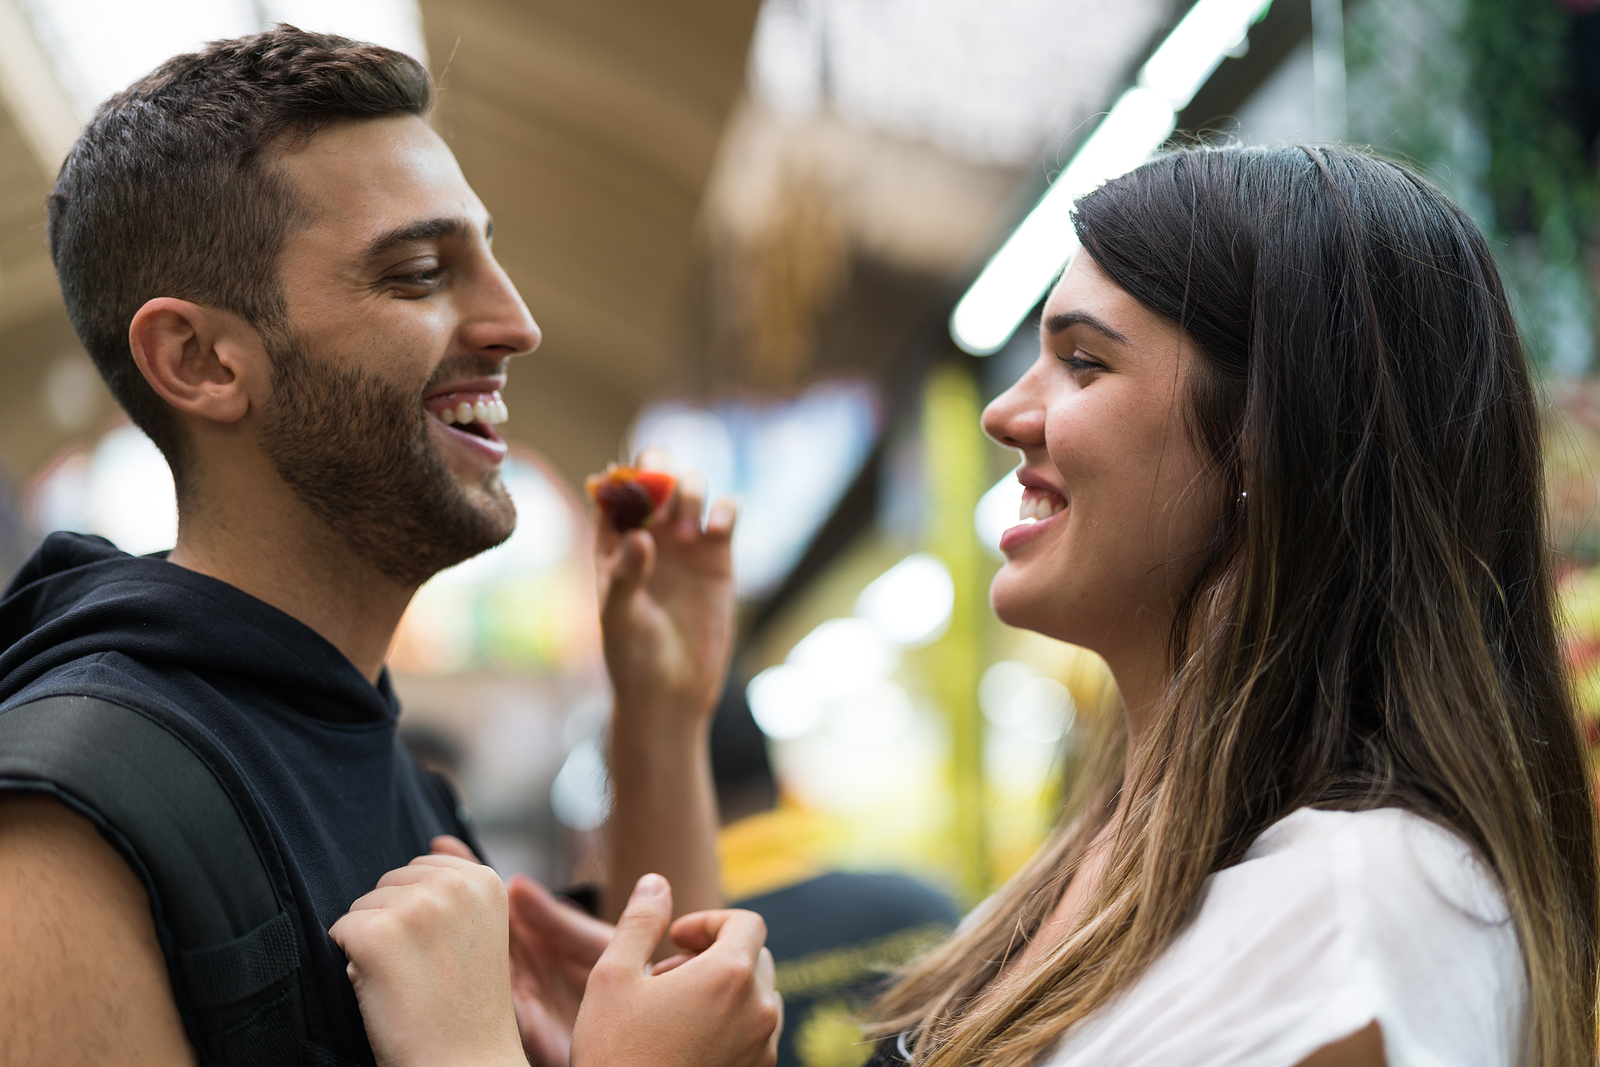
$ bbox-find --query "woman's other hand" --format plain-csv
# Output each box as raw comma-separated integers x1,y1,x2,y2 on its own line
506,873,615,1067
596,453,737,727
596,450,736,923
572,873,782,1067
329,853,524,1067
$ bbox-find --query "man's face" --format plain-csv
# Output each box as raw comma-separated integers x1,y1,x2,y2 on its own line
259,115,540,585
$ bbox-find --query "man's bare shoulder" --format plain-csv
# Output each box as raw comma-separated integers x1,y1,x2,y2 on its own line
0,793,196,1067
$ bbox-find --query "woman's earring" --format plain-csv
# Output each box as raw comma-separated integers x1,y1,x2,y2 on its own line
1236,490,1248,508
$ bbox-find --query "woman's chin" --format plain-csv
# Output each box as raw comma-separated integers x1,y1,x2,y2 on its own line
989,571,1053,634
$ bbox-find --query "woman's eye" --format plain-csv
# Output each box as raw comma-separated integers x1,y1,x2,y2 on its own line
1058,353,1101,373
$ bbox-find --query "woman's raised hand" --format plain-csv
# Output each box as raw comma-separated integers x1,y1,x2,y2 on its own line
572,874,782,1067
329,851,525,1067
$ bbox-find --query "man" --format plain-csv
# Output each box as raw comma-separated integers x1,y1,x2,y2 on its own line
0,27,749,1066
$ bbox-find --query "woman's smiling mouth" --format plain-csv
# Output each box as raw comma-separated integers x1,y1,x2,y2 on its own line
1001,485,1068,552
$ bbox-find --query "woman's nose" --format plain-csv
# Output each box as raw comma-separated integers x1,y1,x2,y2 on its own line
981,375,1045,450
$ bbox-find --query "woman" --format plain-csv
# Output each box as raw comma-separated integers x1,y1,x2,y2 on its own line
334,145,1597,1067
864,144,1597,1066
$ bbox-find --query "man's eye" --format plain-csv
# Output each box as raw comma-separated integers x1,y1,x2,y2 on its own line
387,266,444,291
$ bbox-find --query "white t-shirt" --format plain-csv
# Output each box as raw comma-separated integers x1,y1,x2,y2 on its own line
1042,807,1527,1067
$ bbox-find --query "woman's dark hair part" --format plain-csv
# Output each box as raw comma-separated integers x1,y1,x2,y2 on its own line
46,26,432,489
871,145,1599,1066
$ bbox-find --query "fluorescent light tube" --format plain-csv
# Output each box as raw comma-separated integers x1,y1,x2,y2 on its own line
950,87,1176,355
950,0,1272,357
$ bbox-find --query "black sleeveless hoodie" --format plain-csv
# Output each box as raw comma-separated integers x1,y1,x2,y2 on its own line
0,532,476,1066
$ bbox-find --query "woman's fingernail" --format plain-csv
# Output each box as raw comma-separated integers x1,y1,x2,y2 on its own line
633,873,667,898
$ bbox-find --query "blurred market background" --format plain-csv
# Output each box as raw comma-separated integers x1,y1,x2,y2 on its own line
8,0,1600,1059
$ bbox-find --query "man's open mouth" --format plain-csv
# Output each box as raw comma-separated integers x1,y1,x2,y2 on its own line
425,390,508,440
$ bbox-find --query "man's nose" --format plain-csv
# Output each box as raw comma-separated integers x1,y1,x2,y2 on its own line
463,256,541,358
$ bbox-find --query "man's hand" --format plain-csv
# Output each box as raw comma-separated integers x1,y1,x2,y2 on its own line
330,853,524,1067
597,454,737,725
506,873,615,1067
571,874,781,1067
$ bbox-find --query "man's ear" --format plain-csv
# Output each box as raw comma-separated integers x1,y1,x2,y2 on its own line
128,298,264,425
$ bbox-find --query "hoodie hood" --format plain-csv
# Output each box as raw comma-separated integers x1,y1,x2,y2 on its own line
0,532,395,723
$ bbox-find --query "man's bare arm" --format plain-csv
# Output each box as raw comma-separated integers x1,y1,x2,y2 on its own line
0,794,196,1067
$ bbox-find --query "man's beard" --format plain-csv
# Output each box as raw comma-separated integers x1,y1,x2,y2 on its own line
258,332,516,586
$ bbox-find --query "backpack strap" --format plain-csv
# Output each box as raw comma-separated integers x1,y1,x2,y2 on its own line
0,690,356,1067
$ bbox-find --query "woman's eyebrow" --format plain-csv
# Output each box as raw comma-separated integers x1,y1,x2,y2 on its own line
1043,309,1129,345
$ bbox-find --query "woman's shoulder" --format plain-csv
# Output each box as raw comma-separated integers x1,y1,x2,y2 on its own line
1196,806,1525,1064
1045,806,1527,1067
1237,806,1511,925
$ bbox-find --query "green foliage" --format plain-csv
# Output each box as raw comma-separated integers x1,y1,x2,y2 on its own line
1462,0,1595,259
1346,0,1598,375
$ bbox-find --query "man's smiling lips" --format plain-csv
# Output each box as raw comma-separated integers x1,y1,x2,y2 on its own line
424,378,509,462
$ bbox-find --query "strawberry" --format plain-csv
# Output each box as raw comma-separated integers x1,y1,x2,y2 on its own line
584,465,678,531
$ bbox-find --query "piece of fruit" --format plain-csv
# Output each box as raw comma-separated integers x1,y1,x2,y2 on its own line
584,464,677,531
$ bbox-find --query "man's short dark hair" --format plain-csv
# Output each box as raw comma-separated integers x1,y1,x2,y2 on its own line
46,26,431,485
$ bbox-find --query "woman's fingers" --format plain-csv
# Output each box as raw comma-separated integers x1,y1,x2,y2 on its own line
599,529,655,623
671,470,706,538
705,495,738,538
507,874,614,959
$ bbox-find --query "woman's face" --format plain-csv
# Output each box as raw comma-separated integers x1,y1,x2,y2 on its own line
981,254,1225,664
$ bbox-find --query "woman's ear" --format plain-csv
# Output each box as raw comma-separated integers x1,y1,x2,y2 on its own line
128,297,262,425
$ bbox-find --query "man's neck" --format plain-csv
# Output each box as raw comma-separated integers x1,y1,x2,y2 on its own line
167,489,416,685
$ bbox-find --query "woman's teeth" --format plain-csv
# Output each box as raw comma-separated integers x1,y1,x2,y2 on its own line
435,391,509,427
1018,488,1066,523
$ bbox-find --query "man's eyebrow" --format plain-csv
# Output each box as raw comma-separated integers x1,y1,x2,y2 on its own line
361,216,488,260
1043,310,1129,345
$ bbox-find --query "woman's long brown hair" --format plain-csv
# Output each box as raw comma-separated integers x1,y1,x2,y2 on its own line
870,145,1599,1066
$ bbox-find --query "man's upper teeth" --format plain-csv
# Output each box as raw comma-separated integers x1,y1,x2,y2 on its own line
436,391,509,426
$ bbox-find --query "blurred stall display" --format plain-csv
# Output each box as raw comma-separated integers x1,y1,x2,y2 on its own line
389,450,599,676
16,0,424,120
979,660,1075,744
1544,381,1600,819
746,528,1118,897
550,735,612,833
974,466,1025,558
630,376,879,597
1548,380,1600,566
25,421,176,556
854,551,953,647
1554,382,1600,759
